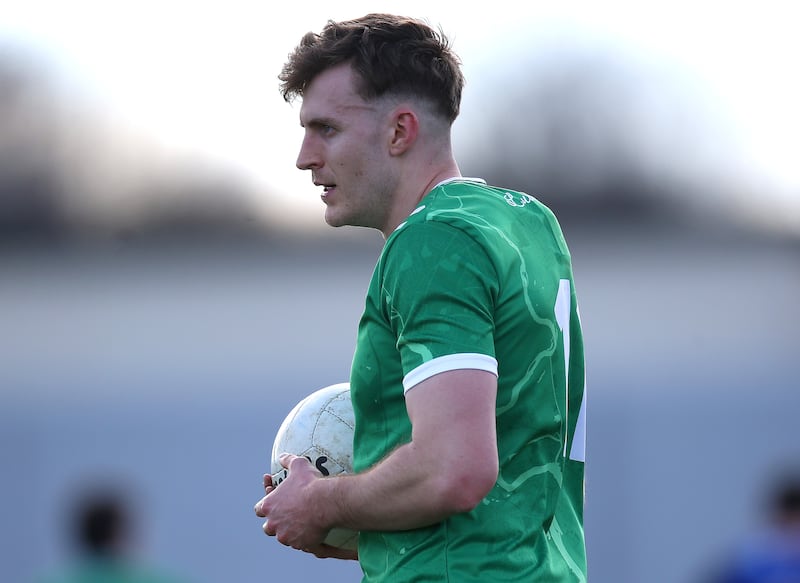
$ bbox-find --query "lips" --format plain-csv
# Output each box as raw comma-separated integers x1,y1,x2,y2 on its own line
319,184,336,201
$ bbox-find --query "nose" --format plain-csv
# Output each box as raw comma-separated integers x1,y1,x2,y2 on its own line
296,134,322,171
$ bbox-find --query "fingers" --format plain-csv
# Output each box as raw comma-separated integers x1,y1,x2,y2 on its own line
254,473,276,518
254,495,268,517
255,457,317,542
307,543,359,560
280,452,304,469
262,519,276,536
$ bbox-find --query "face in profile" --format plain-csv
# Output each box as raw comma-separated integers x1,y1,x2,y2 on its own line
295,63,400,232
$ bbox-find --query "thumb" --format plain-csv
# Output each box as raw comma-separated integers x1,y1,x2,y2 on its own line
279,452,308,470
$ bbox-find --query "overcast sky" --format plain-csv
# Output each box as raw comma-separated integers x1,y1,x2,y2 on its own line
1,0,798,230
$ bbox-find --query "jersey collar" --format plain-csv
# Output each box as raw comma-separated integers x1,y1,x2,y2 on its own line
391,177,488,235
433,176,487,189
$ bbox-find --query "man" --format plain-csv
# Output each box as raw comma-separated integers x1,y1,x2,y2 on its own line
36,486,188,583
255,13,587,582
707,473,800,583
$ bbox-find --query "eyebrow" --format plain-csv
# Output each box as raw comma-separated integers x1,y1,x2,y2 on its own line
300,116,338,129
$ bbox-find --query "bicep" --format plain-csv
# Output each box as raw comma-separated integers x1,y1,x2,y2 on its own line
405,369,499,477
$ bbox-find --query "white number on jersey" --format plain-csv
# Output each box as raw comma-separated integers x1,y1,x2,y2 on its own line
554,279,586,463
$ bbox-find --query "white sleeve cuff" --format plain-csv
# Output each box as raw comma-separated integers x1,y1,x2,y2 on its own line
402,353,498,393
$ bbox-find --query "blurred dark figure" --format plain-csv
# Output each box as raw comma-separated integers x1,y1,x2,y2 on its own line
709,472,800,583
35,486,188,583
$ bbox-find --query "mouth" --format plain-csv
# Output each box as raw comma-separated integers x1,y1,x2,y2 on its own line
317,182,337,201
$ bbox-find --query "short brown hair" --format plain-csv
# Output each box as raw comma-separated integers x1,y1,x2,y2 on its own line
279,13,464,124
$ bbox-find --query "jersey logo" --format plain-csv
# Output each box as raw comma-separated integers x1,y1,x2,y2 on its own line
504,192,537,207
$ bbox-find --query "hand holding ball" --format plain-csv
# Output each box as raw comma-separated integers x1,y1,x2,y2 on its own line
270,383,358,551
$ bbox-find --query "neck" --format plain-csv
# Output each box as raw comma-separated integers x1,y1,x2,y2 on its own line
380,160,461,239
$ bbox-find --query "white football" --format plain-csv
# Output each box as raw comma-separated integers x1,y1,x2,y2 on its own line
270,382,358,551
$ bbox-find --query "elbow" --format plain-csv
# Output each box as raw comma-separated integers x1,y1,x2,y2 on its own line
435,459,498,514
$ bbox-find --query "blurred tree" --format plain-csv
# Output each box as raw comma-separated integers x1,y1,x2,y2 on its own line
0,49,67,241
459,45,739,226
0,47,270,246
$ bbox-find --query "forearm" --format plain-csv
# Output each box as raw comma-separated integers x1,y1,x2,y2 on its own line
258,371,499,547
315,371,498,534
317,440,475,533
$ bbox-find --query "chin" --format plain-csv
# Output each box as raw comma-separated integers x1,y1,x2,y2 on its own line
323,211,348,228
324,207,373,230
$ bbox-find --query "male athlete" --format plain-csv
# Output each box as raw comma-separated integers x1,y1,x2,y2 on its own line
255,13,588,582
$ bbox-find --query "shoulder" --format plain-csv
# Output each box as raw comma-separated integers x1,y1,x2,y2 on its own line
405,178,556,231
388,178,558,254
388,178,492,243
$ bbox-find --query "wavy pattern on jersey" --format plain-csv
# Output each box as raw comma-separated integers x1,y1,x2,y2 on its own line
425,185,566,466
426,185,562,385
353,179,587,582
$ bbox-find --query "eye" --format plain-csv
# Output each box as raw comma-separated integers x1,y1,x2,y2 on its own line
307,120,337,137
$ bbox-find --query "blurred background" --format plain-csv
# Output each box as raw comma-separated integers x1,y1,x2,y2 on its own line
1,1,798,582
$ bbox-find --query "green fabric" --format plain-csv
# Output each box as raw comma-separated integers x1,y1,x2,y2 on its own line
36,557,186,583
350,179,587,582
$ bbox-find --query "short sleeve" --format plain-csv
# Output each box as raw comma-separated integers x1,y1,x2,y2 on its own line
380,221,499,391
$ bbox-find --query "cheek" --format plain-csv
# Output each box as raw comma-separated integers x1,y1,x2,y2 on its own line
334,134,386,186
339,150,371,179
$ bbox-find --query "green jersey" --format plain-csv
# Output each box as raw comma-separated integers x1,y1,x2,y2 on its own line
350,178,587,582
35,558,186,583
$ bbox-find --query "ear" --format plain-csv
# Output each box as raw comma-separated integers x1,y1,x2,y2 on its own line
388,109,419,156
